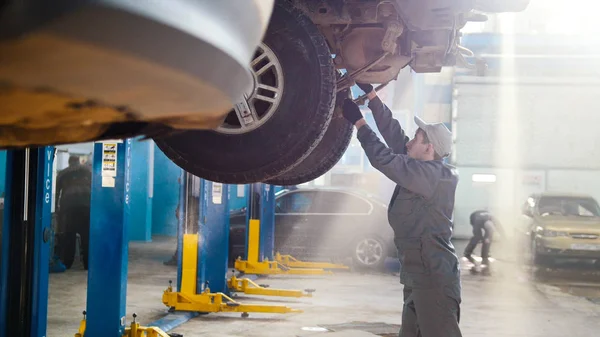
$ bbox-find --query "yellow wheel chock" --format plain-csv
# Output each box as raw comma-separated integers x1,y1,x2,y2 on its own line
227,276,314,298
274,252,350,270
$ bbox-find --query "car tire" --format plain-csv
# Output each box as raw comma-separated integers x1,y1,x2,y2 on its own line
530,239,551,267
352,236,387,271
266,89,353,185
154,0,336,184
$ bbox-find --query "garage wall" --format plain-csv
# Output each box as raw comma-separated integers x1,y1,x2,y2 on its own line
453,167,546,238
546,170,600,201
452,75,600,238
453,77,600,169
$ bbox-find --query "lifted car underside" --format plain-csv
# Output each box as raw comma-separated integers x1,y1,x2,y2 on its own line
0,0,530,184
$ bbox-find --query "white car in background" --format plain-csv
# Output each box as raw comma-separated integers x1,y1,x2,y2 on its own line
0,0,530,184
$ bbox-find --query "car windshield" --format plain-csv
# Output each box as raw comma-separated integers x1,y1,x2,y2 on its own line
538,196,600,217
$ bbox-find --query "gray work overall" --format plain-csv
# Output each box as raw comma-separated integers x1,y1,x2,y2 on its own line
356,97,462,337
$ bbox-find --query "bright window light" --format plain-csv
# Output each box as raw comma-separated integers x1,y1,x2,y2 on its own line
472,174,497,183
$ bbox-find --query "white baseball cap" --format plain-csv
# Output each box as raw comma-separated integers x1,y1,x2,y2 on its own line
414,116,453,158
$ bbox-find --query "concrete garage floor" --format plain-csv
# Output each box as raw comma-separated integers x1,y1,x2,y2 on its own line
47,238,600,337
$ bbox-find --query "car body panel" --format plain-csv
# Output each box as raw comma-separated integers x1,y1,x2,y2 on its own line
0,0,273,146
519,192,600,260
229,188,395,262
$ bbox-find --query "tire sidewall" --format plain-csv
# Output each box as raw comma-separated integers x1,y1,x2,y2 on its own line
155,1,336,183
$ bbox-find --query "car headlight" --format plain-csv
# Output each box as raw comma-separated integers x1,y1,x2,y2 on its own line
542,229,569,237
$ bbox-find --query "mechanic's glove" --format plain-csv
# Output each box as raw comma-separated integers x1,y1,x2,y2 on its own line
356,82,374,94
342,99,363,124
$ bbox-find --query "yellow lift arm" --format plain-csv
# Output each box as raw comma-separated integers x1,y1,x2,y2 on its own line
227,276,314,298
234,219,333,275
162,285,301,315
274,252,350,270
162,234,302,317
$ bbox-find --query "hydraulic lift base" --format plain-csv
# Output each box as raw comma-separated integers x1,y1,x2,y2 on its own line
162,285,302,316
275,253,350,270
234,258,332,275
75,313,172,337
227,276,314,298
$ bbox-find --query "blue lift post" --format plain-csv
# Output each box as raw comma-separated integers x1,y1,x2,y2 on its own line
0,147,55,337
197,180,229,294
176,170,186,293
86,139,132,337
235,183,347,273
259,184,275,262
234,183,330,275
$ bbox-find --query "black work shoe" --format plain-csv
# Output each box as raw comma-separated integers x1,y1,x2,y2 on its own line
464,255,477,265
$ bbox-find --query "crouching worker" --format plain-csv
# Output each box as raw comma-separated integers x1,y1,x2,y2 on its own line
464,209,505,274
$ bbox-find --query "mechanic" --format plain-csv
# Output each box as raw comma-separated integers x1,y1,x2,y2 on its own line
55,155,92,269
464,209,505,269
342,83,462,337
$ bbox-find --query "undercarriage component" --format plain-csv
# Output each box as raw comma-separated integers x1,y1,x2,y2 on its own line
352,81,391,106
337,21,409,87
0,84,162,148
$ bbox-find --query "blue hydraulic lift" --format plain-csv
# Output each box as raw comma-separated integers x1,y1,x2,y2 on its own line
234,183,348,274
0,147,55,337
0,143,170,337
0,142,309,337
75,139,173,337
84,139,132,337
162,174,309,316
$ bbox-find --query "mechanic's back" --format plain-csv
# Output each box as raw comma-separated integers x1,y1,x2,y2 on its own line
56,156,92,211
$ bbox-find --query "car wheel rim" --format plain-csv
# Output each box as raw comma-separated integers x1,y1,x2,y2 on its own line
355,238,383,266
216,43,284,135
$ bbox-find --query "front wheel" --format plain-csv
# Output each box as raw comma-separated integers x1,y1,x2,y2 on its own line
154,0,336,184
352,236,386,271
530,239,551,267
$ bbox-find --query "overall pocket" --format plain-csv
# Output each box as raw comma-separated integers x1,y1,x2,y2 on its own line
399,237,427,274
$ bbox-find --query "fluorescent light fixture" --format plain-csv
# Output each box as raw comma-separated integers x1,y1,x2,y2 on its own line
472,174,497,183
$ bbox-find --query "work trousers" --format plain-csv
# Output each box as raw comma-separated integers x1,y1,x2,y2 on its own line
463,224,494,264
58,205,91,269
399,285,462,337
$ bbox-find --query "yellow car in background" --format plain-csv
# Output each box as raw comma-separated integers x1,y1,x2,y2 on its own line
518,192,600,266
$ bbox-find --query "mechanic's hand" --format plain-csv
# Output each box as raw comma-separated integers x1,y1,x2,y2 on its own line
356,82,374,94
342,99,363,124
